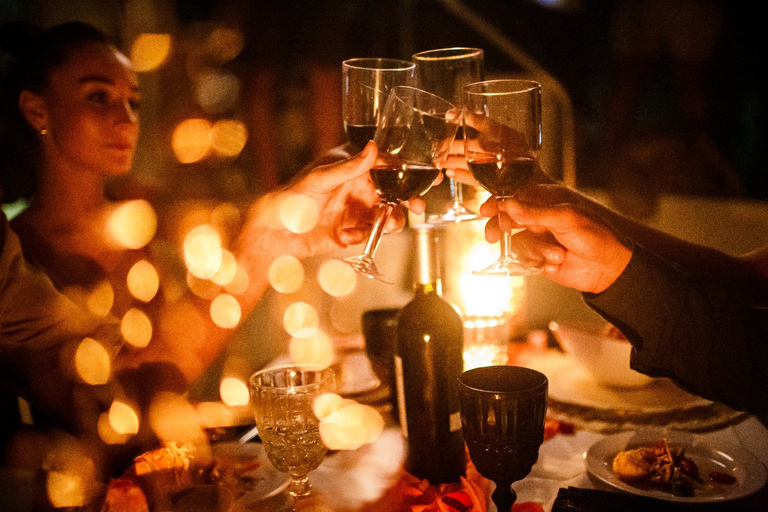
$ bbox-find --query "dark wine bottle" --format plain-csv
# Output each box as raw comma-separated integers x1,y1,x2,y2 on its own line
395,226,466,484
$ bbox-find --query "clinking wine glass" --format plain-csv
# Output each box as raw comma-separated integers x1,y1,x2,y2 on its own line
343,86,460,284
249,365,336,501
458,365,548,512
413,47,484,224
342,58,415,153
463,79,545,276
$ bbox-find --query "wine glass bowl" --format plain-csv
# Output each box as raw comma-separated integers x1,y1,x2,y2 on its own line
458,365,548,512
342,58,415,153
343,86,460,284
249,365,336,499
463,79,545,276
413,47,484,224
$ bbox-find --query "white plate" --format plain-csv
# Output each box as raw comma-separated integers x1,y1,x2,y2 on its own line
584,429,768,503
211,442,290,508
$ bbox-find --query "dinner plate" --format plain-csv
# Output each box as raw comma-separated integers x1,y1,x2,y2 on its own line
584,429,768,503
211,442,290,509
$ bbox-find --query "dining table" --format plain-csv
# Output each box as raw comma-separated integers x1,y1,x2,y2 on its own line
221,343,768,512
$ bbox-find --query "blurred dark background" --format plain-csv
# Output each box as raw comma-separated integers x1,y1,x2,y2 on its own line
2,0,765,201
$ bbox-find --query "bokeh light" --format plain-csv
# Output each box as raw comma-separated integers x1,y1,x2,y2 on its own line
172,118,212,164
47,470,87,508
224,262,249,295
196,401,237,428
74,337,111,385
316,395,384,450
109,401,140,435
130,33,172,72
86,280,114,317
210,293,241,328
120,308,153,348
106,200,157,250
210,119,247,157
279,194,319,234
196,73,241,115
97,412,131,445
187,272,221,300
318,259,356,297
283,301,319,338
268,255,304,293
288,330,334,368
184,224,223,279
149,393,206,445
126,259,159,302
210,249,238,286
219,377,249,407
206,27,244,62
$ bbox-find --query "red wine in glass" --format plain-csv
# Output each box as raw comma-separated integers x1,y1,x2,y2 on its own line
371,163,441,204
345,124,377,153
467,156,536,198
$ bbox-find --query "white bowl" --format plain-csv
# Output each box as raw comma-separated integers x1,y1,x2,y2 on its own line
548,321,655,388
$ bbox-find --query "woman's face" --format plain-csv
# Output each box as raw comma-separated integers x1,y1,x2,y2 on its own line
41,42,141,176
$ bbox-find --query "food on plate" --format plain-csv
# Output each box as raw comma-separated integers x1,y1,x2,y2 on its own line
612,439,703,496
601,322,627,341
100,478,149,512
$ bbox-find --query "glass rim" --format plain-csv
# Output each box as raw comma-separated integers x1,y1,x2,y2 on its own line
342,57,415,71
250,364,335,390
412,47,484,61
388,85,458,113
459,365,548,395
464,79,541,96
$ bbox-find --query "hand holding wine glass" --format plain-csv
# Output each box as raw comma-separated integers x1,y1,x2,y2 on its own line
463,79,545,276
343,86,460,284
342,58,415,153
458,365,548,512
413,47,484,223
249,365,336,502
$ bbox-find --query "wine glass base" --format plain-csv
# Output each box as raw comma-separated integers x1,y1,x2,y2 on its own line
428,206,480,224
472,260,543,277
342,256,394,285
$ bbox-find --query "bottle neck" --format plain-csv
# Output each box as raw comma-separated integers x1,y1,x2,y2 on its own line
414,226,441,294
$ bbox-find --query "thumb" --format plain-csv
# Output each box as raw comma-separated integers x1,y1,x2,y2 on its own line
311,141,377,191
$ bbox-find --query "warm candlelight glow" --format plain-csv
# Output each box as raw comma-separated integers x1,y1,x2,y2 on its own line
109,401,140,435
126,259,159,302
130,33,172,72
210,293,241,328
279,194,319,234
268,254,304,293
184,224,223,279
172,118,212,164
289,330,334,368
210,119,247,157
318,259,357,297
74,337,111,385
317,395,384,450
219,377,249,406
106,200,157,250
224,262,249,295
86,280,114,317
283,301,319,338
206,27,244,62
121,308,153,348
210,249,238,286
98,412,131,445
149,393,206,445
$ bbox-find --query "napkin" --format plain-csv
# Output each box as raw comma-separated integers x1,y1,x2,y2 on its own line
551,487,755,512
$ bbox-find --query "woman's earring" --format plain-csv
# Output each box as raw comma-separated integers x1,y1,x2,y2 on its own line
40,127,48,135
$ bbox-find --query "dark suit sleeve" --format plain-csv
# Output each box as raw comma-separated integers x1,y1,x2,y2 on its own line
584,244,768,417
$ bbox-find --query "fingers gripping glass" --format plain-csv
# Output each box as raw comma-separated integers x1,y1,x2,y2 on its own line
343,86,460,284
413,47,484,224
342,58,415,153
463,79,544,276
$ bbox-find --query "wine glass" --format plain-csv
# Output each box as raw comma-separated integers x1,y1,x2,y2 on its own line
343,86,460,284
413,47,484,224
342,58,415,153
463,79,545,276
458,365,548,512
249,365,336,500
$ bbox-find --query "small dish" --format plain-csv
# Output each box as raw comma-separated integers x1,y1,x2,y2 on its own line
585,429,768,503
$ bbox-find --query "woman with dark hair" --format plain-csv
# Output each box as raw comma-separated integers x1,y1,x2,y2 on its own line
0,20,418,488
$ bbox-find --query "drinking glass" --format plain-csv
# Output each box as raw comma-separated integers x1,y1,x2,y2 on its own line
342,58,415,153
458,365,548,512
463,79,544,276
413,47,484,224
249,365,336,499
343,86,460,284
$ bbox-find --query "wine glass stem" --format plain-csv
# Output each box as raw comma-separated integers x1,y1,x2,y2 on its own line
449,178,462,207
361,202,393,260
491,481,516,512
288,474,311,498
